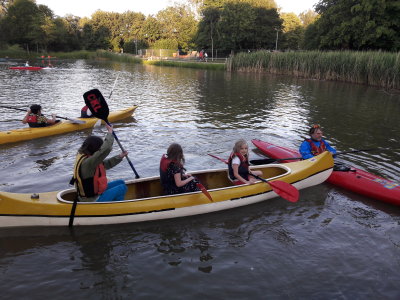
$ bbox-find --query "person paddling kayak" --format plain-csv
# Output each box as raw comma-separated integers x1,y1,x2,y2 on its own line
71,123,128,202
299,124,337,159
22,104,57,127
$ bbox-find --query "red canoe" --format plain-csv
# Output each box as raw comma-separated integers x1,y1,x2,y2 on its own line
9,66,43,71
252,139,400,206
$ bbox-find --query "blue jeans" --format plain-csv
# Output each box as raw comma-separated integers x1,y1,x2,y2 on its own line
96,180,127,202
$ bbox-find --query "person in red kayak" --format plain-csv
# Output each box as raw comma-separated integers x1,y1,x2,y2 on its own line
228,139,263,185
22,104,57,127
299,124,337,159
159,143,200,195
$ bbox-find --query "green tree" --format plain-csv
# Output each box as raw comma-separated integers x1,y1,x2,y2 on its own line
299,9,318,26
156,5,197,51
214,1,281,51
195,6,221,51
311,0,400,50
280,12,304,50
0,0,52,52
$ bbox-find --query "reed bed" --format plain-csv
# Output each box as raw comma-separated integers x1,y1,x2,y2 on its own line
227,50,400,90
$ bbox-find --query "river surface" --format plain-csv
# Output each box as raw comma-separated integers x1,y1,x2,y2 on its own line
0,59,399,299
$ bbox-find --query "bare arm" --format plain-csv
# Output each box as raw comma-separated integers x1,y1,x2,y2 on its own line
174,172,195,187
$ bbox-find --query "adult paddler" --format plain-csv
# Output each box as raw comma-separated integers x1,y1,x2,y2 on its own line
299,124,337,159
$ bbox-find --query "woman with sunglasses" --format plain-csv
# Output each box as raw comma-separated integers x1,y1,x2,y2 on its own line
299,124,337,159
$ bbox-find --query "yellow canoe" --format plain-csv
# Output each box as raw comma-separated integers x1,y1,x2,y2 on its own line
0,106,137,145
0,152,334,228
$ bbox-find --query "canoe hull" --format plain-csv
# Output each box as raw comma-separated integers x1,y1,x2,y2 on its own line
252,139,400,206
0,152,334,227
0,106,137,145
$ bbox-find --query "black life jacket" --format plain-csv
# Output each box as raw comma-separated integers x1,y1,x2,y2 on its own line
305,138,327,156
228,152,249,181
72,154,108,198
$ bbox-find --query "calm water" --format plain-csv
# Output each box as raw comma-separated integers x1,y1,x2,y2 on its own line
0,60,399,299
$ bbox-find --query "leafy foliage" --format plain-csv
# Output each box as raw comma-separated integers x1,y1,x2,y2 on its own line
305,0,400,50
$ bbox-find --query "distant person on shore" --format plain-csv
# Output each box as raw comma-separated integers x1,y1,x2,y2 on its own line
159,143,200,195
204,52,208,62
299,124,337,159
22,104,57,127
228,139,262,185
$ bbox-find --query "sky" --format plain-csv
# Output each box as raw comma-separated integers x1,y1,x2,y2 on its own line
35,0,318,18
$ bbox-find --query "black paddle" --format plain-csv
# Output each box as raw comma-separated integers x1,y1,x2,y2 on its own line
0,105,85,124
249,148,383,165
83,88,140,179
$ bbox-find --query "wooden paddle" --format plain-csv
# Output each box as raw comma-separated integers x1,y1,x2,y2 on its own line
249,148,383,165
0,105,85,124
83,88,140,179
208,154,299,203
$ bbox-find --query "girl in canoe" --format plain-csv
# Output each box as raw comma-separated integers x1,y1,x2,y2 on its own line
228,139,262,185
22,104,57,127
71,123,128,202
160,143,200,195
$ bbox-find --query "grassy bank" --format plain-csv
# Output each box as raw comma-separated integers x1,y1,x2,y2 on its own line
227,50,400,90
143,59,225,70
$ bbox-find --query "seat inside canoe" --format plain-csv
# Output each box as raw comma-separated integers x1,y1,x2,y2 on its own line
59,165,289,202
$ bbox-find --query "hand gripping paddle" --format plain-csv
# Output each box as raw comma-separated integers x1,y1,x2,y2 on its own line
208,153,299,202
83,89,140,179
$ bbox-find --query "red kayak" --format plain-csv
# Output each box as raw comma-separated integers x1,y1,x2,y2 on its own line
9,66,43,71
252,139,400,206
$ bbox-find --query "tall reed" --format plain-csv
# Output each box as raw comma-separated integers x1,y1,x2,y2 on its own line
226,50,400,90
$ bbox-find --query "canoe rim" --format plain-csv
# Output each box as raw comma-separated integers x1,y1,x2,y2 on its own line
56,164,292,204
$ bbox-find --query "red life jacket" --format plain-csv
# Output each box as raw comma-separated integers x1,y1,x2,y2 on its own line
228,152,249,181
73,154,108,198
159,154,182,189
26,113,47,128
305,138,327,156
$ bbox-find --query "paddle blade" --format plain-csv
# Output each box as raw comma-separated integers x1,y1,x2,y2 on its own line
67,118,86,124
268,180,299,203
196,183,213,202
83,89,109,121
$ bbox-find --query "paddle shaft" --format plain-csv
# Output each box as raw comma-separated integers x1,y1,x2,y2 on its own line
250,148,385,165
105,120,140,179
68,199,78,227
109,73,120,99
0,105,84,123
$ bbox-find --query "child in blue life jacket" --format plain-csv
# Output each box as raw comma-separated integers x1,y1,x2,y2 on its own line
160,143,200,195
299,124,337,159
72,123,128,202
228,139,263,185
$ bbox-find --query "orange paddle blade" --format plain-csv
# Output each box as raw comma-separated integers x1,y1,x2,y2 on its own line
268,180,299,203
196,183,213,202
